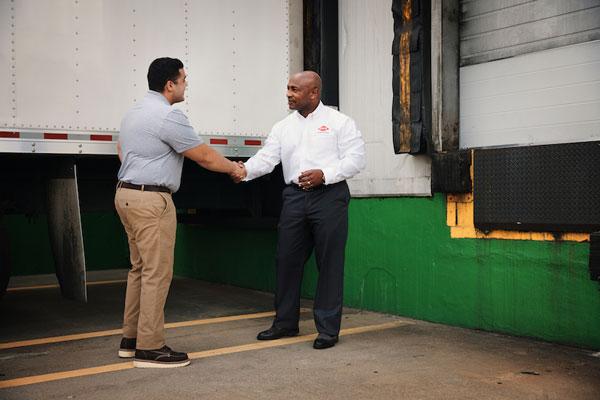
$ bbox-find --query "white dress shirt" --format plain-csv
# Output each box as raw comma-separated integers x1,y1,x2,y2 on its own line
244,102,366,185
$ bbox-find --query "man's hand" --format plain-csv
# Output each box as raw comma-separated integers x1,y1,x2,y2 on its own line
298,169,324,190
230,161,247,183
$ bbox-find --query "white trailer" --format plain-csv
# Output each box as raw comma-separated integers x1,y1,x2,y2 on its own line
0,0,303,300
1,0,302,156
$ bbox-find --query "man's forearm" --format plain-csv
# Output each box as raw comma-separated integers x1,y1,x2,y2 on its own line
198,149,236,173
183,144,235,174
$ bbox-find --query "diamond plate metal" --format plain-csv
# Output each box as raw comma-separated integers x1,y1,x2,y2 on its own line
474,142,600,233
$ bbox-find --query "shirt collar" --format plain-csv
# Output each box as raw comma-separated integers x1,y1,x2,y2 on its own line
146,90,171,106
295,101,325,120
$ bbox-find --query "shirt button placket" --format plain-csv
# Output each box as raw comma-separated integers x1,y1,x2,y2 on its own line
298,121,308,175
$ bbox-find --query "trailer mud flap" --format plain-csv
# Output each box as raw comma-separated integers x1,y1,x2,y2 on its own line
46,159,87,302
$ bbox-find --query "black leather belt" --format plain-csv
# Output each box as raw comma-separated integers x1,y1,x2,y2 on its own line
290,183,321,192
117,181,171,193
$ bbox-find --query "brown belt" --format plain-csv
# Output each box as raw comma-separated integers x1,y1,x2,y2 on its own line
117,181,171,193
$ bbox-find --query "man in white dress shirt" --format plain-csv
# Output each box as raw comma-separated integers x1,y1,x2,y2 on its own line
239,71,365,349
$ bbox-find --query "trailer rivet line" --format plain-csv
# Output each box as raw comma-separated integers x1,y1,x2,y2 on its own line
10,1,17,121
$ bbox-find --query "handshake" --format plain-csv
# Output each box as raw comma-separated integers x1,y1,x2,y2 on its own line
229,161,247,183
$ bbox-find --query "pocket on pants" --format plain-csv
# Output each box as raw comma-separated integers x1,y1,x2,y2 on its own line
116,197,141,210
157,193,172,217
115,193,141,226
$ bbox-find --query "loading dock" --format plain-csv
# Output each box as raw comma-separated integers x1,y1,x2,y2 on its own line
2,0,600,398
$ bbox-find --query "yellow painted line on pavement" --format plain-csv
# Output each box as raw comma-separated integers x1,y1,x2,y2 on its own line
0,363,133,389
0,328,124,350
7,279,127,292
0,320,411,389
0,310,293,350
188,320,411,359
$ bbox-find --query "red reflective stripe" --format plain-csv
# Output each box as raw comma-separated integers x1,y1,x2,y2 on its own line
90,134,113,141
244,139,262,146
44,133,68,140
0,131,19,138
210,138,228,145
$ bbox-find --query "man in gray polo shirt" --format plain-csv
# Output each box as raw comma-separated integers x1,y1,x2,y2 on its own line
115,57,244,368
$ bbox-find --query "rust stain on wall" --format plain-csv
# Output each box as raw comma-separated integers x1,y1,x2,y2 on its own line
398,0,412,153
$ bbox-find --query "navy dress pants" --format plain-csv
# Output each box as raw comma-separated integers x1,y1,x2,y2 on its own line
273,181,350,336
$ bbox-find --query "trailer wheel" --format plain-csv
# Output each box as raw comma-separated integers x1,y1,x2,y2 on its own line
0,218,10,299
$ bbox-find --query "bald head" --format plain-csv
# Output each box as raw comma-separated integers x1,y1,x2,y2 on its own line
287,71,322,117
292,71,322,92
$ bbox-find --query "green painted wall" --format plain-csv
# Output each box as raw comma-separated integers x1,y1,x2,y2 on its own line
174,225,277,291
342,196,600,349
2,215,55,276
173,195,600,350
3,194,599,349
2,212,129,275
80,212,130,270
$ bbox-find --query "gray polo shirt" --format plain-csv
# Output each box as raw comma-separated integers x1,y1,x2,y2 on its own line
117,91,204,193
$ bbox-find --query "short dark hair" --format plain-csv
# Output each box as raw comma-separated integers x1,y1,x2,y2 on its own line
147,57,184,92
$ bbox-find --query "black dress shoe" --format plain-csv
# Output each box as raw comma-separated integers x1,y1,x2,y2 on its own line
313,334,339,349
257,326,299,340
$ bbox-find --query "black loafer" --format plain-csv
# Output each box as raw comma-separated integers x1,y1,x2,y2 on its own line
313,334,338,349
257,326,299,340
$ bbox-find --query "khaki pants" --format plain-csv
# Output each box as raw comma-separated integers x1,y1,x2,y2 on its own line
114,188,176,350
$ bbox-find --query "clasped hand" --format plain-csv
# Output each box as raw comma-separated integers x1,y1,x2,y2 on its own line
229,161,247,183
298,169,324,190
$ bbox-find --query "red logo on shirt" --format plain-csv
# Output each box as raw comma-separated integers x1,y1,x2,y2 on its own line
318,125,330,132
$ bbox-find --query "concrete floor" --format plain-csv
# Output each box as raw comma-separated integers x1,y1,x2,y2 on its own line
1,270,599,400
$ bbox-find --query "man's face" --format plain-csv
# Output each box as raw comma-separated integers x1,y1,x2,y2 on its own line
286,76,312,111
169,68,187,103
